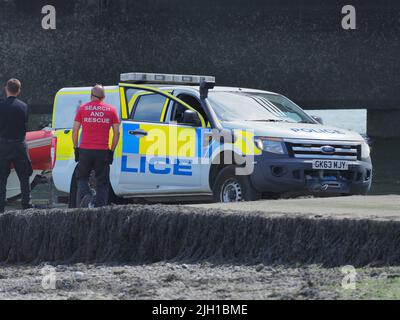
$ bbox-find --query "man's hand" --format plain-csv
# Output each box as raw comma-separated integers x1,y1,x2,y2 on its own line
74,148,80,162
107,149,115,165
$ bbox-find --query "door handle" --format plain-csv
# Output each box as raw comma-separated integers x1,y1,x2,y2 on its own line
128,130,148,137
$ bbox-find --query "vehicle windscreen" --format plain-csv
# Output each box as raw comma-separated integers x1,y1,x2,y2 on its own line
207,91,315,124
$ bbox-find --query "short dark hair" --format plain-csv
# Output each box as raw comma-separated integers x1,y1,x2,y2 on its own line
6,78,21,95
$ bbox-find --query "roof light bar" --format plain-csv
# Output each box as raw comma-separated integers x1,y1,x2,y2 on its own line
120,72,215,85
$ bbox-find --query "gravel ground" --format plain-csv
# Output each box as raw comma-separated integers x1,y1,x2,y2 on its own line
1,263,400,300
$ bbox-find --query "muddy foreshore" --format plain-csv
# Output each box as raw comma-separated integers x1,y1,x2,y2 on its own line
1,262,400,300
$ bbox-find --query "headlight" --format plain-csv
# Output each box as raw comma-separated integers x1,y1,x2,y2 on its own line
361,140,371,159
254,137,286,154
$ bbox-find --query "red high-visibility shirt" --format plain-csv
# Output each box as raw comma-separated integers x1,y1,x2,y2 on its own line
74,101,120,150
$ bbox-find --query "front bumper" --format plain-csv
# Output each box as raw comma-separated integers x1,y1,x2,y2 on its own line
250,153,372,195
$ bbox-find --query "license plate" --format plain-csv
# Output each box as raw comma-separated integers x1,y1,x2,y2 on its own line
312,160,349,170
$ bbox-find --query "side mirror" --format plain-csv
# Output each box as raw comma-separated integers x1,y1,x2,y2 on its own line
182,110,202,127
312,116,323,124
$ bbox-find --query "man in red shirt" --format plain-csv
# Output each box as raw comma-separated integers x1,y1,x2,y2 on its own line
72,84,120,207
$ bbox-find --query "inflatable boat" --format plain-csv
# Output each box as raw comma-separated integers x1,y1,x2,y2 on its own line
6,129,53,199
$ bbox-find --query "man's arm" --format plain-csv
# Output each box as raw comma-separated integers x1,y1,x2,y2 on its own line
72,121,81,148
110,123,120,151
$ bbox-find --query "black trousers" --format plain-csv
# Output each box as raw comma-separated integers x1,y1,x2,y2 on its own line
76,149,110,208
0,141,33,210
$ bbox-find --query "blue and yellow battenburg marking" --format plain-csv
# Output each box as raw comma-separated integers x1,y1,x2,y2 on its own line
121,123,210,176
122,156,193,176
120,123,261,176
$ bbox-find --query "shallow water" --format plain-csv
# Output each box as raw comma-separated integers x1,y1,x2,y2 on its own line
308,109,366,135
308,109,398,195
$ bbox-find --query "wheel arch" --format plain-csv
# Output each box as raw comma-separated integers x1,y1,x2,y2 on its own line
209,149,243,190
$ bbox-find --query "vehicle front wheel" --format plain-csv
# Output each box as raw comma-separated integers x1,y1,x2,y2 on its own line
212,165,261,203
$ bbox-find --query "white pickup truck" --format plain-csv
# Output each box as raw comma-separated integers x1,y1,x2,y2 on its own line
51,73,372,205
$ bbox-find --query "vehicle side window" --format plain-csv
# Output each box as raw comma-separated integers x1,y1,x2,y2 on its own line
131,94,167,122
171,94,208,124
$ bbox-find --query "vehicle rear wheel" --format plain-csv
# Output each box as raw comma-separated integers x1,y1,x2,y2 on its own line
212,165,261,203
79,193,95,208
68,172,78,209
69,170,121,208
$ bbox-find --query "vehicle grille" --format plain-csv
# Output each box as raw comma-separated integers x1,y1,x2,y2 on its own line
285,139,361,161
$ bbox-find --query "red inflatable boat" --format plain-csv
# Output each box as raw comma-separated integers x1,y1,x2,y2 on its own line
26,129,53,171
6,129,53,199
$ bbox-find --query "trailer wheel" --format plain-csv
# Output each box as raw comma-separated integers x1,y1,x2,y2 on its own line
212,165,261,203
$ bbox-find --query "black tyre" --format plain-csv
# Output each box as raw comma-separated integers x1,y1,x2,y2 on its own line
212,165,261,203
79,194,95,208
69,170,121,208
68,172,78,208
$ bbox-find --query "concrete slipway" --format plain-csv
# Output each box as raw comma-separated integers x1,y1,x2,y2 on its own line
190,196,400,221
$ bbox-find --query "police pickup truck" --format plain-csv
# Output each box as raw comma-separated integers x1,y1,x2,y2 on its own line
51,73,372,206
